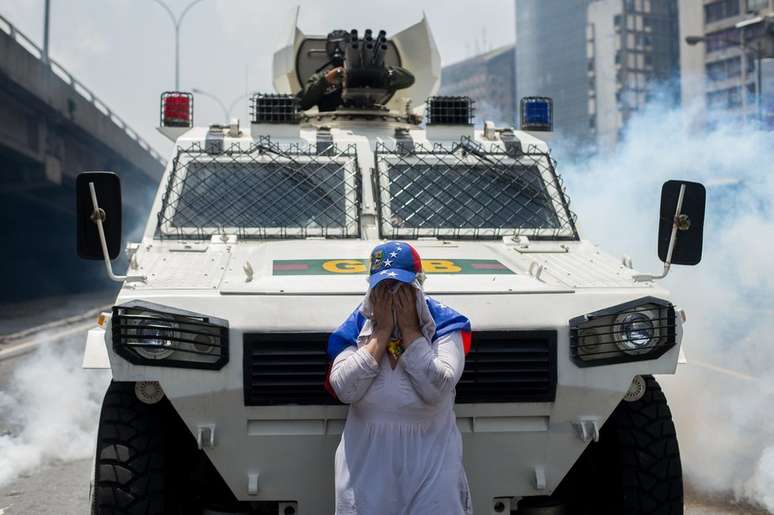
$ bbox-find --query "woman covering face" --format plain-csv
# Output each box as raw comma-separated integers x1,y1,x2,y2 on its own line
326,241,473,515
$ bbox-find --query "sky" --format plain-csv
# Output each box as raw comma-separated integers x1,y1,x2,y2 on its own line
2,0,515,155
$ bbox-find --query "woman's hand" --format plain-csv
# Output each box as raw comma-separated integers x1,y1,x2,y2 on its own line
371,284,395,337
363,286,394,365
395,285,422,346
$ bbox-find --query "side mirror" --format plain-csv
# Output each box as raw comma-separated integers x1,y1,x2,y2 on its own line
657,180,706,266
76,172,122,260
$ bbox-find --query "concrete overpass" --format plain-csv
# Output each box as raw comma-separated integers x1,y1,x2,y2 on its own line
0,13,166,302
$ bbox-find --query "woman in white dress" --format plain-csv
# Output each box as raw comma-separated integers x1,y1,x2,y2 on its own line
327,241,473,515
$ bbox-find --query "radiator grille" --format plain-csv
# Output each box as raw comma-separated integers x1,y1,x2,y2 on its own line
243,331,557,406
457,331,556,403
243,333,335,406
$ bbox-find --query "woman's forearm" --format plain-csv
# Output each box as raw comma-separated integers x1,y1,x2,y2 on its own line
330,346,379,404
329,329,390,404
400,331,465,404
364,328,390,363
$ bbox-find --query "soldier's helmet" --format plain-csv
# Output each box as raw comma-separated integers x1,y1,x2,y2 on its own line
325,30,350,65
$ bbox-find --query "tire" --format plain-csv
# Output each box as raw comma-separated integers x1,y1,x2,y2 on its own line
552,375,684,514
93,381,167,515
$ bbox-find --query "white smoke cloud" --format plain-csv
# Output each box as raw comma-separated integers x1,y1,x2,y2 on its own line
557,101,774,511
0,337,110,488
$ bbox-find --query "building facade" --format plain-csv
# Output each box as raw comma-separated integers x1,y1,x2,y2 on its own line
764,56,774,126
439,45,517,126
587,0,681,152
516,0,680,153
679,0,774,127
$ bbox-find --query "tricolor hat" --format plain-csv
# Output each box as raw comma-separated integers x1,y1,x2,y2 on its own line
368,241,422,288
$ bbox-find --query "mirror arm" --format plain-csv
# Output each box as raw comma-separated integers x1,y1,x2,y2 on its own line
633,184,686,283
88,182,146,284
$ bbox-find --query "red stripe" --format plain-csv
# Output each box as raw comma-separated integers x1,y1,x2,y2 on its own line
409,245,422,273
471,262,507,270
273,263,310,271
461,331,472,355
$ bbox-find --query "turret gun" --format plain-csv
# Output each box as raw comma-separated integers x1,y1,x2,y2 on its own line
341,27,391,108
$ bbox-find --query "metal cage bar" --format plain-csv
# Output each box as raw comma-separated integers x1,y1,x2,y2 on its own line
250,93,300,124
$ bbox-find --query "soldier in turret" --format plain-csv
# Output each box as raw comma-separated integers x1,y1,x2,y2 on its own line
298,29,415,112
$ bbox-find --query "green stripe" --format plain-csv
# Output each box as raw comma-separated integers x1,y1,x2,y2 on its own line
272,259,514,275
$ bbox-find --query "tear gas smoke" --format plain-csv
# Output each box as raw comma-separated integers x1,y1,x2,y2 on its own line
557,101,774,511
0,336,110,487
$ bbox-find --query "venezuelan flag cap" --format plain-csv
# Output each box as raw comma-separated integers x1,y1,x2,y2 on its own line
368,241,423,288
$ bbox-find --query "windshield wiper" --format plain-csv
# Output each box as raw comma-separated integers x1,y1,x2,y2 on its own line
457,140,495,165
254,143,297,162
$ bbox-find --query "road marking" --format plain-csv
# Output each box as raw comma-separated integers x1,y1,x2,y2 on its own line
0,305,109,345
688,359,757,382
0,320,96,362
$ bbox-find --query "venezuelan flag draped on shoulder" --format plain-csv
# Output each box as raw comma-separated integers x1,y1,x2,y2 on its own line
324,240,472,399
327,296,472,362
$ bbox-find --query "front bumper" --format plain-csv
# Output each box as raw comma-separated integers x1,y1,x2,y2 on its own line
104,291,682,514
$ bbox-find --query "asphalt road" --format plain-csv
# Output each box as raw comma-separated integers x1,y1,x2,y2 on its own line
0,459,91,515
0,458,762,515
0,315,768,515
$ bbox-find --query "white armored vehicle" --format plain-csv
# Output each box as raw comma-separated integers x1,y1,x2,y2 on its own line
77,16,706,515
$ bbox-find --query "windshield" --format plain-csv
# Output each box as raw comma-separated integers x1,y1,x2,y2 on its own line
386,163,559,228
156,143,360,239
374,140,577,239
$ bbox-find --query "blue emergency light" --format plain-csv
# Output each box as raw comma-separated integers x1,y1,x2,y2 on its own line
520,97,553,132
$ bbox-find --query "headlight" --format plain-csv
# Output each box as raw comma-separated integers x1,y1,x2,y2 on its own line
614,309,656,355
112,300,229,370
570,297,675,367
132,319,177,360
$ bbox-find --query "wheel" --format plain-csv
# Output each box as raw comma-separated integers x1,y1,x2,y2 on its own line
93,381,167,515
603,375,683,513
551,375,684,514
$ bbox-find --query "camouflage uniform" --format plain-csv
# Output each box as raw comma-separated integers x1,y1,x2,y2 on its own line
298,67,415,112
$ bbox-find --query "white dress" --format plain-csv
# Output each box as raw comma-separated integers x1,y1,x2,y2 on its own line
329,330,472,515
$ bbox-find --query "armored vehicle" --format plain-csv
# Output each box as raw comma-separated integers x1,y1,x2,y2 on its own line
77,15,706,515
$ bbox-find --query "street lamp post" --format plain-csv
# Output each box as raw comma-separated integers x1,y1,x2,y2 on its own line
42,0,51,63
192,88,251,122
152,0,208,91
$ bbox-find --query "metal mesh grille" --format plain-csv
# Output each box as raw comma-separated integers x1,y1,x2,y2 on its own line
250,93,300,124
374,138,578,240
157,138,361,239
426,96,474,125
